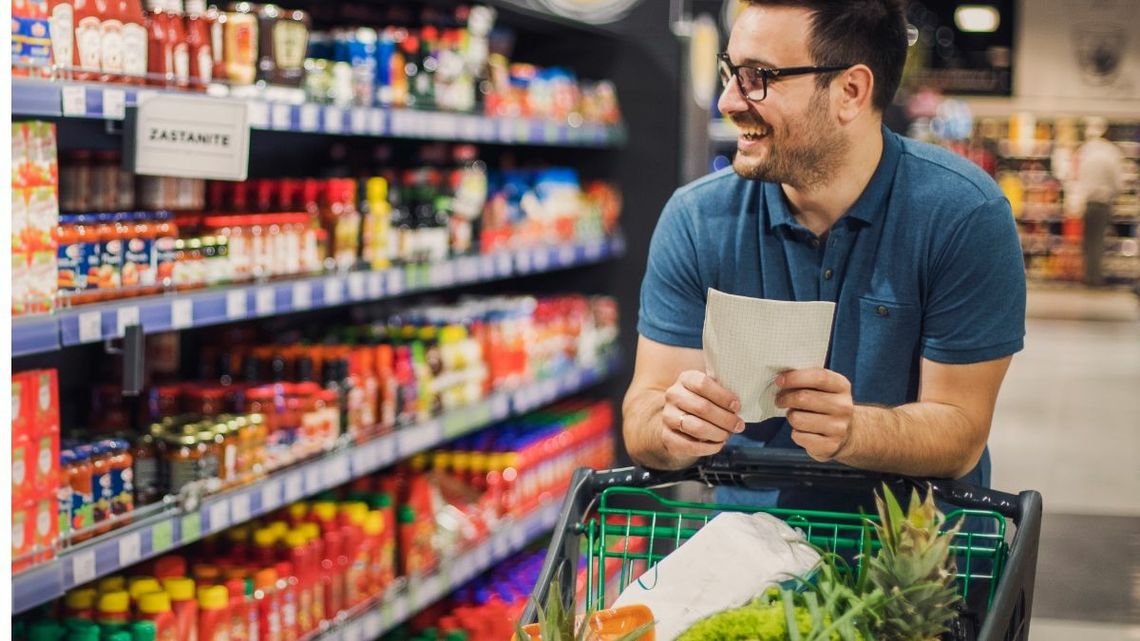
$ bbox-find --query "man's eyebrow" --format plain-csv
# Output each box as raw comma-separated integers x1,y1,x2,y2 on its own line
727,54,779,68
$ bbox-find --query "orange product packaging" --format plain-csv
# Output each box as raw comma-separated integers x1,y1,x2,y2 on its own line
30,369,61,487
274,561,299,641
161,577,198,641
12,372,34,506
31,490,59,564
11,498,36,572
154,555,189,580
197,585,230,641
27,250,58,315
137,591,179,641
223,578,250,641
12,123,29,187
254,567,282,641
24,121,59,187
12,250,30,317
26,186,59,252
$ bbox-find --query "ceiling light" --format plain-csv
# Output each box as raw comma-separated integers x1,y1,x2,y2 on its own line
955,5,1000,33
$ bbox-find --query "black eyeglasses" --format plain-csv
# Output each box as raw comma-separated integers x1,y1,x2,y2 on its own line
717,53,853,102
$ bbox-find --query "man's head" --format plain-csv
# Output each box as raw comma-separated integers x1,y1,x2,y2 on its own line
718,0,908,186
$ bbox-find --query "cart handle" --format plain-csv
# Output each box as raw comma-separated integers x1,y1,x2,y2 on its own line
591,446,1024,519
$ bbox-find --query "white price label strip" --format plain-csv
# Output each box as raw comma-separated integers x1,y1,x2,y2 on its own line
171,299,193,329
261,482,282,511
256,287,275,315
118,531,142,567
533,249,550,271
79,311,102,343
305,465,323,492
364,610,383,640
374,437,396,467
351,447,373,476
559,246,576,266
398,422,440,456
284,474,303,503
72,550,96,585
247,101,270,128
324,278,344,305
368,109,384,134
231,493,251,524
348,273,366,300
226,290,247,319
350,108,367,133
323,459,350,487
103,89,126,119
208,501,230,531
343,618,363,641
300,104,320,131
293,282,312,309
368,272,384,298
61,86,88,116
324,106,344,133
495,252,513,276
117,306,140,337
272,103,291,129
386,270,404,295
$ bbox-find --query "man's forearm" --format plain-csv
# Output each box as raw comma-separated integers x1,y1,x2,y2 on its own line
622,388,699,471
835,402,987,479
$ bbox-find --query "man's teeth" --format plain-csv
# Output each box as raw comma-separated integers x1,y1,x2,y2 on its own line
740,128,769,140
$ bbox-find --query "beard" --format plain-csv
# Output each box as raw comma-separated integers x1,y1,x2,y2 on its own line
731,89,849,189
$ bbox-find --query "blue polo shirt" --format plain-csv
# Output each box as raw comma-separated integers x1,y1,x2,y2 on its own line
637,127,1025,504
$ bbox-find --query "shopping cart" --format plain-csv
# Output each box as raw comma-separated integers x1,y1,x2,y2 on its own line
521,447,1042,641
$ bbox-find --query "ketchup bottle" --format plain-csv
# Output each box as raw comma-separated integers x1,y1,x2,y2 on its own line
136,592,177,641
283,531,313,635
183,0,212,90
253,568,280,641
273,561,299,641
164,0,189,89
144,0,170,86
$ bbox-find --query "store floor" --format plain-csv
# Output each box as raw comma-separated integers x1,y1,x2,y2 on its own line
988,289,1140,639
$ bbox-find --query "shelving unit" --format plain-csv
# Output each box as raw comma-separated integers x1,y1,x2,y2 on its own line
12,78,627,148
12,235,625,357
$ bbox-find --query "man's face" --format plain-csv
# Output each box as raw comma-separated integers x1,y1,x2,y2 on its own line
718,5,848,187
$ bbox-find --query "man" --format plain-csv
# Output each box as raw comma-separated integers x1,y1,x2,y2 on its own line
623,0,1026,505
1074,116,1124,288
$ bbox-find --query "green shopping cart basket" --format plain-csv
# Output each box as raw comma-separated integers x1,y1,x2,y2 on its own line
521,447,1042,641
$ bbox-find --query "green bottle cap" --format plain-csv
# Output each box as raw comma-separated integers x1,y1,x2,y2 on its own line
446,631,468,641
397,505,416,522
66,625,100,641
27,621,65,641
128,621,156,641
64,620,96,632
421,628,438,641
106,632,132,641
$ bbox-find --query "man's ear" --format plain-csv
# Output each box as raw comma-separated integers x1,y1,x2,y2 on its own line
834,64,875,124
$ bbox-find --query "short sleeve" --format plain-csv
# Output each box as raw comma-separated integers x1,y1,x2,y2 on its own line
922,197,1026,364
637,192,707,349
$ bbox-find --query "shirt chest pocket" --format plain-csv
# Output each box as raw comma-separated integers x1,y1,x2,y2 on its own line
853,296,922,405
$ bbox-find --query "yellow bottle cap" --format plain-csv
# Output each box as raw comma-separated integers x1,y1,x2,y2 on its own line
284,530,308,549
253,528,277,548
363,512,384,536
451,453,470,473
469,452,487,473
65,587,97,610
197,585,229,610
288,503,309,521
301,522,321,542
409,454,429,471
127,578,162,602
161,577,196,602
339,502,368,525
312,502,338,523
269,521,290,539
137,591,172,615
98,576,127,594
97,591,130,615
432,451,452,470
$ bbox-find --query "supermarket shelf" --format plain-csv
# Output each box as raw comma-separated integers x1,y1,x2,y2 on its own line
312,498,562,641
10,353,619,614
12,235,626,358
11,78,627,148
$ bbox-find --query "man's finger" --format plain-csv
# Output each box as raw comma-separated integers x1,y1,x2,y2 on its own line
777,368,850,394
671,410,734,444
775,389,848,416
785,409,844,438
662,427,725,459
680,370,741,413
672,388,744,434
789,430,835,462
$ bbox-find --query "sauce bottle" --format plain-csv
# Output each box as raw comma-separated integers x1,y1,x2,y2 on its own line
64,446,95,541
128,576,162,614
131,621,158,641
282,531,312,635
161,577,198,641
154,555,188,581
95,213,126,294
88,442,114,532
136,592,177,641
197,585,229,641
165,0,189,88
299,524,325,628
72,0,102,80
98,0,124,83
48,0,76,77
184,0,212,90
252,568,280,641
223,578,248,641
273,561,299,641
105,439,134,519
145,0,170,85
222,3,257,86
100,576,128,593
64,587,98,620
120,0,147,83
97,591,132,638
153,211,178,291
126,212,157,295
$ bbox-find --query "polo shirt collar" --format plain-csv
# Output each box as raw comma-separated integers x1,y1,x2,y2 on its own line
764,125,902,232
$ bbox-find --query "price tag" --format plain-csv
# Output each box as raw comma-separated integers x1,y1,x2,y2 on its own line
324,278,344,305
584,240,604,261
558,245,576,266
300,104,320,131
510,524,527,548
479,254,497,279
181,513,202,542
208,500,230,531
284,474,303,503
368,272,384,298
231,493,251,524
324,106,344,133
171,299,193,329
431,262,454,287
369,109,384,134
118,531,142,567
117,306,140,337
515,251,532,273
103,88,126,119
350,108,367,133
61,86,88,116
261,482,282,512
152,520,174,553
271,103,292,129
292,282,312,310
386,270,404,295
343,618,364,641
566,369,583,392
374,436,397,468
226,290,247,319
347,272,366,300
543,379,558,403
324,459,351,487
256,287,276,315
495,252,513,276
532,248,550,271
351,447,373,476
491,531,510,559
491,394,510,420
79,311,102,343
397,421,441,457
421,574,442,603
544,122,559,143
305,464,323,492
72,550,96,586
247,101,270,128
364,610,383,640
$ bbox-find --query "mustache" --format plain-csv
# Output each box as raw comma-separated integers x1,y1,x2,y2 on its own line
730,116,771,130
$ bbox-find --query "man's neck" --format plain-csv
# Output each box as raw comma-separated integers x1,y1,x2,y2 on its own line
782,128,885,237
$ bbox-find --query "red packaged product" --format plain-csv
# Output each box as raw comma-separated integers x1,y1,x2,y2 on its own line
184,0,212,89
12,373,34,508
224,578,250,641
137,591,179,641
11,498,36,572
274,561,299,641
162,577,198,641
198,585,230,641
253,568,281,641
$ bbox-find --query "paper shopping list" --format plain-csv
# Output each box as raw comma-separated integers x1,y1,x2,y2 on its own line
702,289,836,423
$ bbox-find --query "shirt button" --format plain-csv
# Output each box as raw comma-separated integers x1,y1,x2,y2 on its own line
876,305,889,317
810,238,821,249
823,269,833,280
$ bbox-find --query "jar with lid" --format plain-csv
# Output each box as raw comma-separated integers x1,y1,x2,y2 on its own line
213,420,239,486
104,439,135,518
164,433,203,495
132,429,162,506
184,385,227,416
88,442,115,532
223,2,258,85
196,427,223,485
153,211,178,291
123,212,157,295
148,383,183,421
246,413,269,473
65,447,96,541
226,415,253,481
271,6,309,87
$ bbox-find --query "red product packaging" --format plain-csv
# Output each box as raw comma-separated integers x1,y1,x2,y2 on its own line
12,372,35,507
12,498,37,572
198,585,230,641
162,577,198,641
30,369,61,495
31,492,59,564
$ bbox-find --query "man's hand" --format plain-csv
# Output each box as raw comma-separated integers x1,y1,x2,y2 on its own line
660,370,745,460
775,368,855,462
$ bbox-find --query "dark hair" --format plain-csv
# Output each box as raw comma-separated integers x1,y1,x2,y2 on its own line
743,0,908,111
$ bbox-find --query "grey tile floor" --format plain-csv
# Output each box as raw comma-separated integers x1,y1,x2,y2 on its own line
988,290,1140,639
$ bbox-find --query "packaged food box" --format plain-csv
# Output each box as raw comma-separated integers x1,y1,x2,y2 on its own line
12,372,33,506
31,492,59,564
24,121,58,187
12,122,28,188
27,250,57,315
12,498,36,573
30,369,60,433
12,250,29,317
25,186,59,252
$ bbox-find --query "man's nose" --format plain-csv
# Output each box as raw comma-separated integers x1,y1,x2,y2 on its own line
717,77,750,116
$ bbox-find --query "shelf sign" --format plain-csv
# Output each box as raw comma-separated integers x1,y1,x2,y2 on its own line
128,94,250,180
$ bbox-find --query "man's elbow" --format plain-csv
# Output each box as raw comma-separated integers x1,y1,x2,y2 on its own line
951,421,990,480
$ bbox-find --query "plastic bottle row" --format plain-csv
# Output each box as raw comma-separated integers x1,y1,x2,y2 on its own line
13,401,617,641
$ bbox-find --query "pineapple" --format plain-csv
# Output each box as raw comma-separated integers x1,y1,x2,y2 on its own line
866,485,963,641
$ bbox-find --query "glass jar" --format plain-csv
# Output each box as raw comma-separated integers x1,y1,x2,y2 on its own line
164,433,202,495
